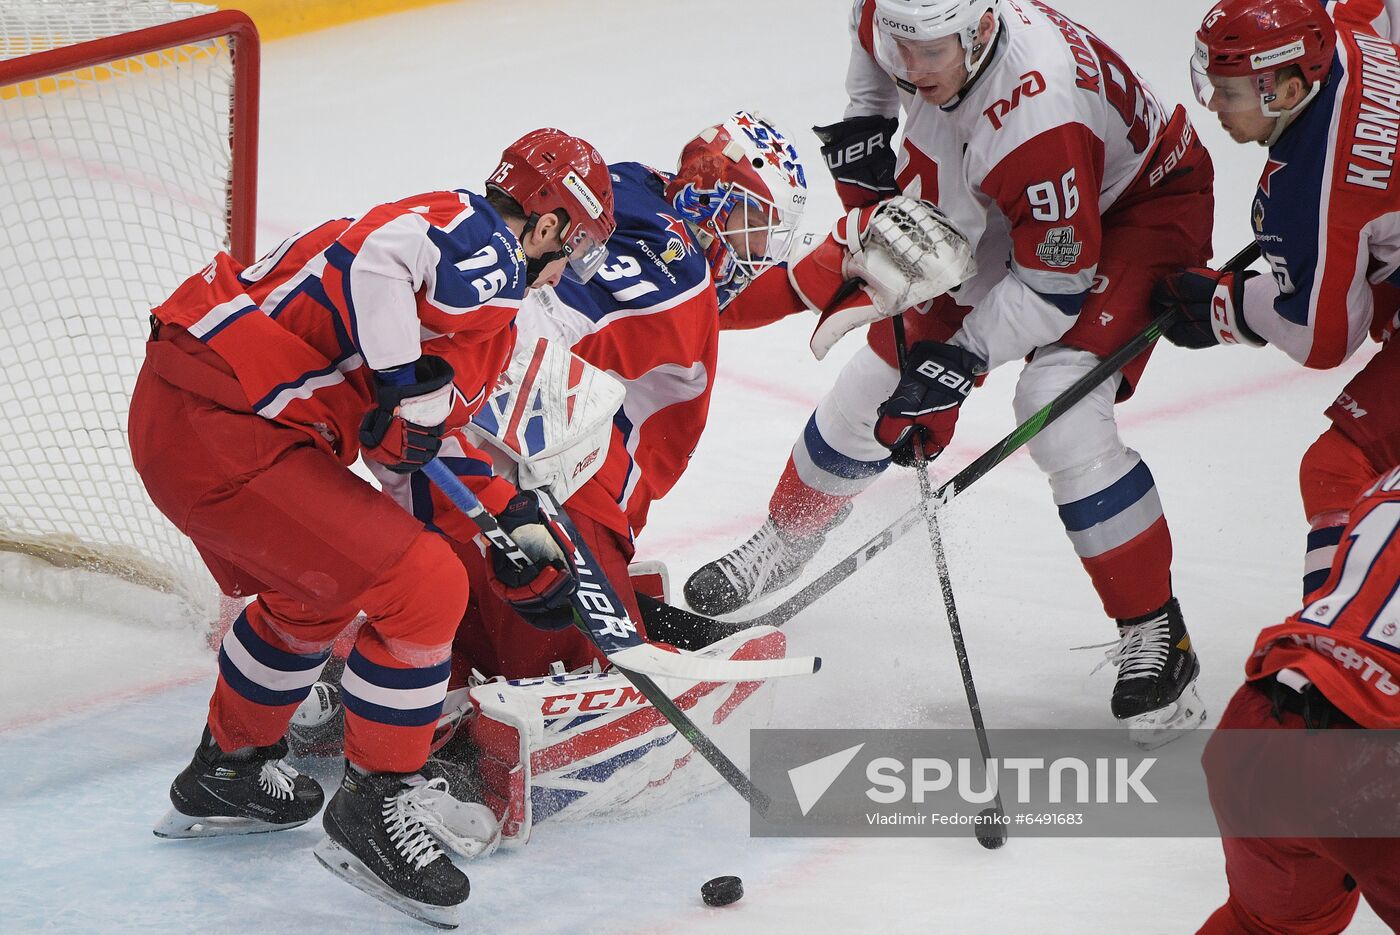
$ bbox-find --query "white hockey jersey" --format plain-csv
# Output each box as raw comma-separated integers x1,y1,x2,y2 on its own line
847,0,1183,370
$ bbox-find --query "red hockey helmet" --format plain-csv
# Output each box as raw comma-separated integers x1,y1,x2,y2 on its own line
1192,0,1335,117
488,129,616,283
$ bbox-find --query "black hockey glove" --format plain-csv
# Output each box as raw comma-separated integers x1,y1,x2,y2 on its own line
874,341,984,467
1151,268,1265,349
812,115,901,211
359,355,456,474
488,491,578,631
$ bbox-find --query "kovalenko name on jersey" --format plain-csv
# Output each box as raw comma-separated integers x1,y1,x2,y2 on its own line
1032,1,1100,93
1347,33,1400,190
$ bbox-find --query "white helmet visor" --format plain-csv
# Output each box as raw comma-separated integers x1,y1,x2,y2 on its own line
560,223,609,284
873,29,968,83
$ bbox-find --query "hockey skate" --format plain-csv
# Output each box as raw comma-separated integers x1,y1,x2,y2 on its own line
153,727,325,839
314,767,472,930
684,505,851,616
1103,598,1207,749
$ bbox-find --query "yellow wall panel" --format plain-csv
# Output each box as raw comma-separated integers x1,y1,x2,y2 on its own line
186,0,459,42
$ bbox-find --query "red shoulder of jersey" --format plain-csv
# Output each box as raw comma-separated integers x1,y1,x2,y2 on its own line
979,122,1106,286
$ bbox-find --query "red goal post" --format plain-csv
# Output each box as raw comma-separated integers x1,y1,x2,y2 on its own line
0,9,260,262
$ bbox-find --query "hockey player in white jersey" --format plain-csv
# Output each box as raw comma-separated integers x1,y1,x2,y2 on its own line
686,0,1217,742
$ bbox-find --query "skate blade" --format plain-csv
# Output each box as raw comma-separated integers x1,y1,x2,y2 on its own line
1127,681,1207,750
152,807,311,839
313,837,463,930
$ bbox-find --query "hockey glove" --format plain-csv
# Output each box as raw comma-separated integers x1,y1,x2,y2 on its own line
874,341,984,467
359,355,455,474
792,197,977,359
812,115,902,211
489,491,579,631
1152,268,1265,349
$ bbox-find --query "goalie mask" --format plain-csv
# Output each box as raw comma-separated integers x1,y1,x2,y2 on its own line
664,111,808,308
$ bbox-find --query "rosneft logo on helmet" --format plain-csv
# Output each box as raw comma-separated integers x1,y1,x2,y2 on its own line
879,15,918,34
1251,39,1306,70
562,171,604,220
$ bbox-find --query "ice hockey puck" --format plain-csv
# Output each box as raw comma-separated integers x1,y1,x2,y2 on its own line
976,807,1007,850
701,876,743,907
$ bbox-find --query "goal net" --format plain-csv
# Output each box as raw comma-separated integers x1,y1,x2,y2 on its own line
0,1,259,621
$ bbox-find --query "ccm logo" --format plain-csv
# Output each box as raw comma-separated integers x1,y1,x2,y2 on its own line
541,685,648,717
880,16,918,33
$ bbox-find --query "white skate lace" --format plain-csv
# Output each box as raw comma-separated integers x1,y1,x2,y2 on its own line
1087,616,1171,680
256,760,299,801
718,520,798,599
383,780,449,871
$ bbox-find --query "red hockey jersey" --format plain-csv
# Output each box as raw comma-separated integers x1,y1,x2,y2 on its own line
1247,465,1400,727
151,189,526,517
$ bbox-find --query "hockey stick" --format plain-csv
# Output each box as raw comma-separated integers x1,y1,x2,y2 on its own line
653,242,1263,640
891,314,1006,847
416,459,775,812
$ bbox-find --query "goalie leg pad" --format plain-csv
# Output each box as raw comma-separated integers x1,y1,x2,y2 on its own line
465,626,787,845
628,560,671,604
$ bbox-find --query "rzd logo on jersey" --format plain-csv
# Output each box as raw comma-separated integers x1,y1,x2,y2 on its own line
984,71,1046,131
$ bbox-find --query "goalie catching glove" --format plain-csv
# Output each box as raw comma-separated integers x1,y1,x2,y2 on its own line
874,340,984,466
489,490,579,630
359,355,455,473
791,196,977,359
1151,267,1265,349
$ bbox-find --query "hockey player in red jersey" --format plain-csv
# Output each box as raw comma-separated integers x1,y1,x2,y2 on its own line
1155,0,1400,600
686,0,1217,745
450,112,809,681
132,128,614,926
288,113,967,842
412,114,813,842
1198,465,1400,934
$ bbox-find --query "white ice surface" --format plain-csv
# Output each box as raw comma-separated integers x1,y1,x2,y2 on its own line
0,0,1391,931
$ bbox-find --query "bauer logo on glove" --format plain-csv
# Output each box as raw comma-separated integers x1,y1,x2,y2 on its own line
874,340,985,466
